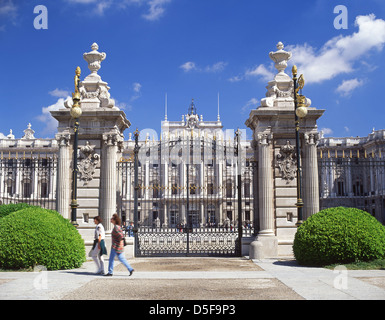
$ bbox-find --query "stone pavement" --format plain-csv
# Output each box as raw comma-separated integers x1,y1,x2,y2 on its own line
0,257,384,300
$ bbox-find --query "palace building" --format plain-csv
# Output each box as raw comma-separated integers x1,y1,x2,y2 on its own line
0,42,384,257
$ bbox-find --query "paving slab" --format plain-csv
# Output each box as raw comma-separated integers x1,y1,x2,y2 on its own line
0,257,384,300
253,259,385,300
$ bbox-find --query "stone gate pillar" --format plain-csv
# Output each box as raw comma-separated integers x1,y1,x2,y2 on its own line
246,42,324,258
51,43,130,240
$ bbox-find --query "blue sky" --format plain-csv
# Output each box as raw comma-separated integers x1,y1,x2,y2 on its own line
0,0,385,140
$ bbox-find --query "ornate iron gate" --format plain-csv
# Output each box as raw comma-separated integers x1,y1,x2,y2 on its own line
117,130,258,257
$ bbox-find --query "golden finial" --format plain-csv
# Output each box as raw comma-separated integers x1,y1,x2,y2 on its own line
71,66,82,119
292,65,298,76
74,66,81,93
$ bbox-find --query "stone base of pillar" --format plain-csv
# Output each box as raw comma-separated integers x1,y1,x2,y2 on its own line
249,235,278,259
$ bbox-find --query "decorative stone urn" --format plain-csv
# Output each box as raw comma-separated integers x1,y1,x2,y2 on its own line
83,43,106,81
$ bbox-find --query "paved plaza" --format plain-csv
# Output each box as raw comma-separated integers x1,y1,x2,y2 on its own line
0,257,384,301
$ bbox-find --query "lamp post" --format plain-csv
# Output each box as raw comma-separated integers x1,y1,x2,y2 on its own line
70,66,82,227
292,65,308,227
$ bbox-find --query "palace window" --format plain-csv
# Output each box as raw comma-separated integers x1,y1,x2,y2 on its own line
190,184,196,195
172,183,178,195
207,183,214,195
226,182,232,198
244,181,251,197
23,181,32,198
41,181,48,198
153,184,160,198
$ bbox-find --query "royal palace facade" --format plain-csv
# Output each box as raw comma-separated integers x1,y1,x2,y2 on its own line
1,42,384,257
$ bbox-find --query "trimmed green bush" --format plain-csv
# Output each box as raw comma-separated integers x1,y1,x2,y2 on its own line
0,203,34,219
0,207,86,270
293,207,385,266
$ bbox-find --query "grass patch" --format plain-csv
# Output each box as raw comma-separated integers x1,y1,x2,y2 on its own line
325,259,385,270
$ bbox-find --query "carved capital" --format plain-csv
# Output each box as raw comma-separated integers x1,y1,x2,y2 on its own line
102,132,124,148
256,133,273,146
304,132,320,146
102,133,117,146
56,134,71,147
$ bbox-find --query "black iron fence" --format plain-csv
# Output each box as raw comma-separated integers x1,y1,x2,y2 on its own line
318,156,385,223
0,155,57,210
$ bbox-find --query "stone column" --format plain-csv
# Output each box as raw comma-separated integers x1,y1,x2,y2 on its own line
56,134,71,219
249,133,278,259
33,161,39,198
101,134,118,231
258,134,275,235
303,133,320,220
15,159,21,197
0,160,5,198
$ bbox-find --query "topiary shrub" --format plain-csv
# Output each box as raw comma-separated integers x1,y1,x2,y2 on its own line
293,207,385,266
0,207,86,270
0,203,34,219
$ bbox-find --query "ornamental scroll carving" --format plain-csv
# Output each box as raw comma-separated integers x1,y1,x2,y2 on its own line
276,141,297,182
78,141,100,185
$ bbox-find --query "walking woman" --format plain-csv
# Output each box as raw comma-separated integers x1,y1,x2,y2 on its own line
91,216,107,275
106,214,134,276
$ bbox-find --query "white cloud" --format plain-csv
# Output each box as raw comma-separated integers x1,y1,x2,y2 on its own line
344,126,350,133
228,75,243,83
114,98,132,111
0,132,7,139
130,82,142,102
94,0,113,15
245,64,275,82
336,78,364,97
113,82,142,111
180,61,197,72
321,128,333,136
65,0,112,15
36,98,68,135
0,0,17,16
0,0,18,30
67,0,98,3
142,0,171,21
241,98,259,113
66,0,172,19
287,14,385,83
204,61,228,73
132,82,142,93
180,61,227,73
49,88,71,98
229,64,274,83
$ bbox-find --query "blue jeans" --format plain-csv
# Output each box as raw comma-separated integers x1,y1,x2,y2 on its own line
108,248,133,274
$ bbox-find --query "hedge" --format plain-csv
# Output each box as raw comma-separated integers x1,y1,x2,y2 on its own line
0,207,86,270
293,207,385,266
0,203,34,219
